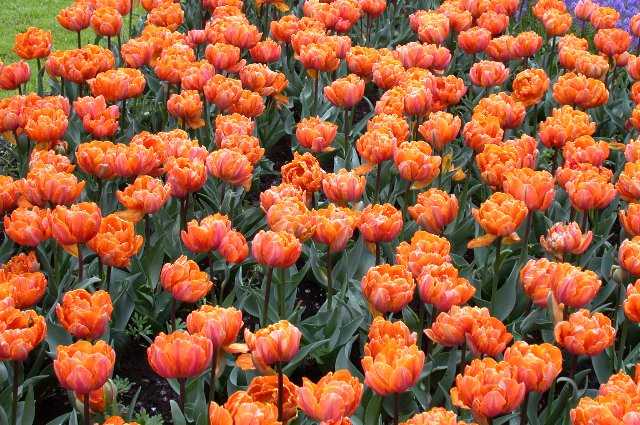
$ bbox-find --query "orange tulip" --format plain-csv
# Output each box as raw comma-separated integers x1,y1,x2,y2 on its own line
87,214,144,268
215,113,255,146
97,0,132,16
466,315,512,357
76,141,116,180
186,305,244,352
563,135,610,167
624,280,640,323
418,111,461,152
540,222,593,259
469,60,509,87
425,305,488,347
0,270,48,309
209,400,279,425
462,114,504,152
206,149,253,191
358,203,403,243
473,92,525,129
458,26,492,55
167,90,204,129
565,169,616,211
161,255,213,303
395,230,450,278
297,370,363,422
56,289,113,340
250,39,282,64
393,141,441,185
470,192,527,247
0,175,18,215
111,143,160,178
346,46,380,79
355,129,396,166
18,168,84,207
2,252,40,274
49,202,102,246
321,169,365,204
227,375,298,421
147,331,213,379
0,62,31,90
299,42,340,74
267,199,315,241
367,317,417,349
551,262,601,308
229,90,266,118
219,231,249,264
311,204,359,253
260,183,308,213
375,86,406,115
204,75,243,111
324,74,365,109
57,4,93,32
181,61,215,92
570,394,634,425
620,203,640,237
552,72,609,110
74,381,117,414
90,7,123,37
512,31,544,59
504,341,562,393
541,9,573,36
574,0,597,21
594,28,631,57
147,2,184,31
0,303,46,361
361,264,415,314
512,68,549,107
24,107,68,143
14,27,51,60
54,340,116,394
296,117,338,153
554,309,615,356
417,262,475,311
4,207,51,247
408,189,458,234
400,407,465,425
620,237,640,276
362,339,424,396
116,175,171,215
251,230,302,269
244,320,301,373
368,114,409,144
181,214,231,253
556,163,612,191
590,6,620,29
538,106,596,149
451,358,525,418
121,39,154,68
166,157,207,198
415,11,450,44
281,152,324,193
372,57,406,90
502,168,554,211
88,68,146,102
617,162,640,202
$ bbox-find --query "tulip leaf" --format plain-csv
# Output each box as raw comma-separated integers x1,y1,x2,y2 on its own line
170,400,187,425
336,335,364,381
283,338,330,375
592,351,613,385
364,393,382,425
20,386,34,425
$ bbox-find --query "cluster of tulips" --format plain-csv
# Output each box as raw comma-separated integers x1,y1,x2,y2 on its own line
3,0,640,424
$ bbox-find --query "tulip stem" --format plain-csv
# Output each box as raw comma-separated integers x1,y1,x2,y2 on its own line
178,378,186,414
11,361,20,425
107,36,112,52
545,379,556,422
36,59,43,96
171,298,177,331
277,362,284,422
618,319,629,371
521,392,529,425
519,212,533,265
77,31,82,49
77,244,84,282
83,392,90,425
261,267,274,326
277,275,285,319
490,238,502,312
326,251,334,310
375,242,381,265
393,392,400,425
209,348,218,403
311,74,320,117
374,164,382,203
128,9,133,39
180,196,189,231
416,301,425,349
457,342,467,376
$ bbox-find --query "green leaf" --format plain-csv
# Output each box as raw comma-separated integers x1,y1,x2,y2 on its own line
21,386,34,425
283,339,330,375
364,394,382,425
335,335,364,380
170,400,187,425
592,351,613,384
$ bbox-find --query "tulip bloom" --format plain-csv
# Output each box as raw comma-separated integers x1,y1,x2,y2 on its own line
186,305,244,354
358,204,403,244
555,309,615,356
462,114,504,152
57,4,93,33
418,111,461,152
116,175,171,216
552,72,609,110
539,106,595,149
54,340,116,394
296,117,338,152
0,62,31,91
297,370,363,422
512,68,550,107
393,141,441,187
160,256,213,303
425,306,489,347
322,169,366,204
451,358,525,419
563,136,610,167
469,192,528,248
267,199,315,241
4,207,51,247
91,7,123,37
260,183,308,213
281,152,324,193
362,339,425,396
502,168,555,211
466,315,513,357
395,230,451,278
540,222,593,260
417,263,475,312
469,61,509,87
49,203,102,246
458,26,492,54
87,68,146,102
244,321,301,373
250,39,281,64
565,170,616,212
218,231,249,265
76,141,117,180
87,214,144,268
620,204,640,237
229,375,299,422
251,230,302,270
0,303,47,361
361,264,415,314
14,27,52,60
312,204,359,253
56,289,113,340
209,401,278,425
147,331,213,379
181,214,231,254
166,157,208,198
408,189,458,234
551,263,601,308
504,341,562,393
624,280,640,323
167,90,205,129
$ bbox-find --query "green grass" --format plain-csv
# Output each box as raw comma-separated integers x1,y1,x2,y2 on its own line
0,0,76,64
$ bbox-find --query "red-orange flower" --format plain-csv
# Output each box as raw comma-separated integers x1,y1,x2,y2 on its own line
206,149,253,191
24,108,68,143
502,168,555,211
88,68,146,102
451,358,525,418
362,339,424,396
538,106,596,149
4,207,51,247
147,331,213,379
463,114,504,152
56,289,113,340
209,401,279,425
166,157,207,198
418,111,461,152
54,340,116,394
551,262,601,308
393,141,441,185
469,60,509,87
116,175,171,215
229,375,298,422
554,309,615,356
563,135,610,167
14,27,51,60
147,2,184,31
552,72,609,109
244,320,301,373
425,306,488,347
565,169,616,211
540,222,593,259
167,90,204,129
504,341,562,393
512,31,544,58
541,9,573,36
624,280,640,323
0,302,46,361
299,42,340,74
458,26,492,54
251,230,301,269
260,183,308,213
620,203,640,237
281,152,324,193
250,39,282,64
469,192,527,247
0,62,31,90
49,202,102,246
87,214,144,268
395,230,450,278
512,68,549,107
358,203,403,243
181,214,231,253
0,176,18,215
267,198,315,241
590,6,620,29
408,189,458,234
76,141,116,180
324,74,365,109
161,255,213,303
297,370,363,422
57,3,93,32
417,262,475,311
219,231,249,264
361,264,415,314
90,7,123,37
321,169,365,204
186,305,244,352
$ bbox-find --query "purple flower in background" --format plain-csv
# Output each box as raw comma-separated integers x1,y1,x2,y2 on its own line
564,0,640,31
